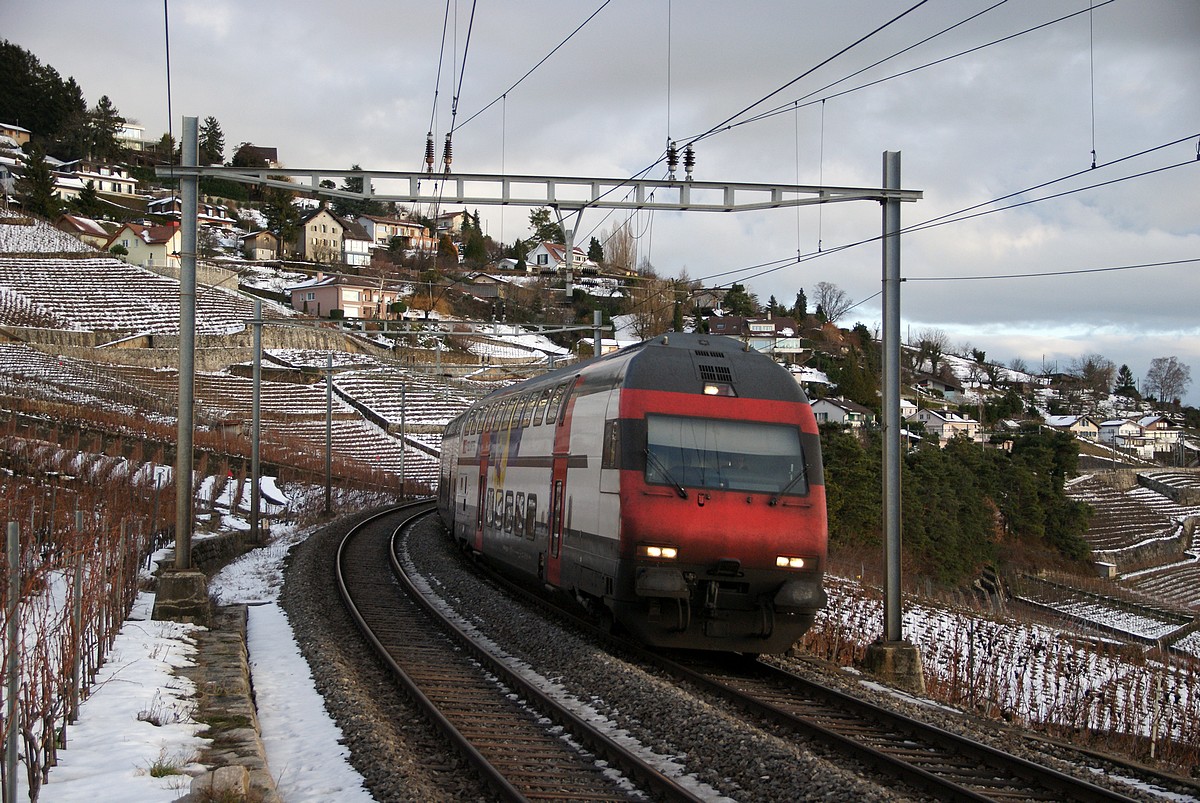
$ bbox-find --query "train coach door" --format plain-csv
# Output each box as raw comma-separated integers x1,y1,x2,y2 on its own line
547,460,566,584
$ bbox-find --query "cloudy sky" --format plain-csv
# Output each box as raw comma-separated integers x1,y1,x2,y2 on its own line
8,0,1199,403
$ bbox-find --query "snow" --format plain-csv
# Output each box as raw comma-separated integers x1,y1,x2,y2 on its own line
34,518,376,802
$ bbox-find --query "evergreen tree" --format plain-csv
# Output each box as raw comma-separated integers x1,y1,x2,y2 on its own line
588,236,604,263
792,288,808,319
0,41,88,155
672,300,685,332
332,164,386,218
1114,364,1138,398
261,187,300,256
722,283,757,316
16,143,63,219
199,116,225,166
71,180,105,218
87,95,124,162
527,206,564,245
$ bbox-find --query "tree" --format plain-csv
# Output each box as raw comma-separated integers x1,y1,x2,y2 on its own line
231,142,269,168
16,143,63,219
721,283,757,316
812,281,852,324
587,236,604,264
1008,356,1030,376
1144,357,1192,405
527,207,564,245
199,116,225,166
261,186,300,256
602,221,636,275
87,95,124,162
0,41,88,156
914,327,950,375
71,179,105,218
1114,364,1138,398
332,164,386,218
791,288,808,319
1069,352,1115,398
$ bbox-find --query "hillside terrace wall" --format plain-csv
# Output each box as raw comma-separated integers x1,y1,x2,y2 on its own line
1139,470,1200,506
1092,521,1192,572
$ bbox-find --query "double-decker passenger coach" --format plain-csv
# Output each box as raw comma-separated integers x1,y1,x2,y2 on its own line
438,331,827,653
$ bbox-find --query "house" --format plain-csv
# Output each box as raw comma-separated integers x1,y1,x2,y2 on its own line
147,196,237,229
812,397,875,429
0,123,31,147
341,218,372,267
913,371,964,402
57,159,139,197
435,209,469,236
116,122,146,152
527,242,596,275
357,215,437,253
105,222,182,269
1138,416,1183,447
238,230,279,261
1098,418,1143,446
296,207,346,264
287,273,404,319
906,408,980,446
55,214,113,250
706,315,805,360
463,272,512,300
1043,415,1101,440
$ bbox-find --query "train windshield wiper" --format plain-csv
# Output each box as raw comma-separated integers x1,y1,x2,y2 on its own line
769,466,808,506
644,449,688,499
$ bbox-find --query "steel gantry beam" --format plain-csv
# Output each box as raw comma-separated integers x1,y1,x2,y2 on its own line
156,166,921,212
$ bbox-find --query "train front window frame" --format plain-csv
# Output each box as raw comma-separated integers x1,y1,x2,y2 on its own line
643,414,808,496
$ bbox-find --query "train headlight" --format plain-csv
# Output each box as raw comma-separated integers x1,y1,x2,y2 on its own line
638,544,679,560
776,555,805,569
702,382,736,397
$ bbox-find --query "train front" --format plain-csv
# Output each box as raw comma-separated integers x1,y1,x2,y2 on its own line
613,333,827,653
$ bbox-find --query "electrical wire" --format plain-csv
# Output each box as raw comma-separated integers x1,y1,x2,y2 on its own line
454,0,614,131
906,257,1200,282
714,0,1116,136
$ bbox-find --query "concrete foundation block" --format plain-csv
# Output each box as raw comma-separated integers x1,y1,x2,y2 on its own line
152,569,211,626
863,639,926,695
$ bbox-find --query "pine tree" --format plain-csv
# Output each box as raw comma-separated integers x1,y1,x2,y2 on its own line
87,95,125,162
199,116,225,166
71,180,105,219
1114,364,1138,397
16,143,63,219
792,289,808,319
587,236,604,263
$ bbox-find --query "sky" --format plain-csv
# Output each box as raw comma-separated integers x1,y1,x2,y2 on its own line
5,0,1199,404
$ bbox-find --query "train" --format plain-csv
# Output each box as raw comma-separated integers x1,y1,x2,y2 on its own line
436,331,827,653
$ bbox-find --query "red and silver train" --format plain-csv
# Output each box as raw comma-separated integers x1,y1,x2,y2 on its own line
436,331,827,653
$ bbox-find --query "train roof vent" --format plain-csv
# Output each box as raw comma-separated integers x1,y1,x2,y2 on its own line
694,350,726,359
698,363,733,383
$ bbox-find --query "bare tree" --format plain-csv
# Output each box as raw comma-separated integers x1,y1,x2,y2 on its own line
1008,356,1030,375
1144,356,1192,404
914,327,950,375
812,281,852,323
602,221,637,275
1069,353,1116,398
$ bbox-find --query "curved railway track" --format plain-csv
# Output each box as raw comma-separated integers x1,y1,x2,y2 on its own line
335,502,704,802
469,544,1180,802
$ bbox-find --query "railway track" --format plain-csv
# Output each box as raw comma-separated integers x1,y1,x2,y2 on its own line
466,545,1178,802
335,502,704,802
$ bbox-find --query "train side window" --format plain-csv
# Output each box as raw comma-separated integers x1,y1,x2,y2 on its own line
485,487,495,528
550,381,574,425
503,491,514,533
524,494,537,540
532,388,551,425
601,419,620,469
550,480,564,557
514,492,525,536
494,487,504,528
520,392,536,427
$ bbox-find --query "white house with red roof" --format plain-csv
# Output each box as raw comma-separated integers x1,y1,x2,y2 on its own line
105,222,182,269
527,241,596,275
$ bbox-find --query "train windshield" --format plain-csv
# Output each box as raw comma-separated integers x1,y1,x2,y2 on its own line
644,414,807,496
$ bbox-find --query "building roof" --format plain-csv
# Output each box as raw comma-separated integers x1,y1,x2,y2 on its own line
57,214,109,238
106,222,180,249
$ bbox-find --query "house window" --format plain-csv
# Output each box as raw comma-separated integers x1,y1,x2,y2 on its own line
306,292,315,301
537,254,548,265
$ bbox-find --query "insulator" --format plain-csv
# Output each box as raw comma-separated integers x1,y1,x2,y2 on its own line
666,141,679,177
442,133,453,172
683,144,696,178
424,133,435,173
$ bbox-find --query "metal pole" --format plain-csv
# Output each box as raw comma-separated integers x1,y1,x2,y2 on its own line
174,115,198,570
324,353,333,516
881,151,903,643
251,300,262,544
399,382,406,497
6,522,19,803
70,512,83,724
593,309,602,358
